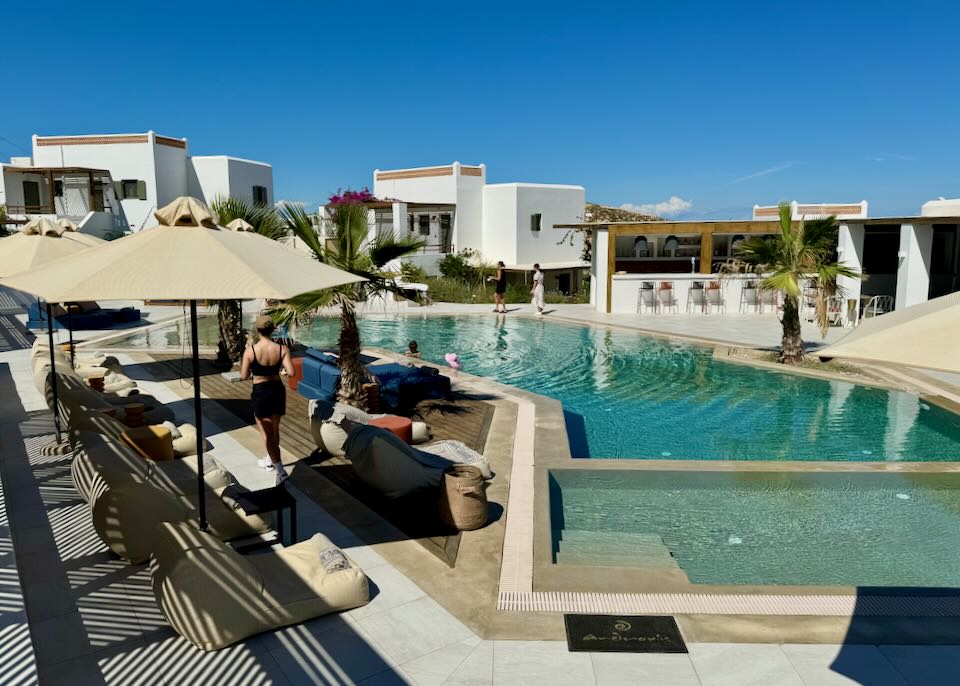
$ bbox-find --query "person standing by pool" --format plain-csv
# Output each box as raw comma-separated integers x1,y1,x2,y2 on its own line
241,315,296,482
531,263,545,315
487,261,507,313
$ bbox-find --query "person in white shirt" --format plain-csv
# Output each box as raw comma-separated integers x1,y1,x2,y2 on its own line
530,263,545,315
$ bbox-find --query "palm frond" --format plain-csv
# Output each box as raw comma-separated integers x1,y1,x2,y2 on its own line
367,231,427,268
278,202,326,259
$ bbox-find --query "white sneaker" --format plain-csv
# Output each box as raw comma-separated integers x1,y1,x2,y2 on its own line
257,457,271,468
263,462,276,472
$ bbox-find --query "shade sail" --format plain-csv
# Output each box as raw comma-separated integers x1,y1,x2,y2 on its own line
0,219,103,275
0,198,365,302
817,291,960,374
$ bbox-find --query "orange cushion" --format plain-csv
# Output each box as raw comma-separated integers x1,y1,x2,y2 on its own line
369,416,413,444
121,426,174,462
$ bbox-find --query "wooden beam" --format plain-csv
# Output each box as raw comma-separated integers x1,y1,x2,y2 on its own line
699,233,714,274
48,170,56,214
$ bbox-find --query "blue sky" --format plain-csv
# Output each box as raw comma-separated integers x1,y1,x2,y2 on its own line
4,1,958,218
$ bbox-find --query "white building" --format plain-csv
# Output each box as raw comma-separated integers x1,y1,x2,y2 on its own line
371,162,587,293
571,198,960,320
1,131,273,237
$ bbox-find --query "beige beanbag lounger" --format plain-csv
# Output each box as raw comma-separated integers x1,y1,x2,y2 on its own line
150,521,369,651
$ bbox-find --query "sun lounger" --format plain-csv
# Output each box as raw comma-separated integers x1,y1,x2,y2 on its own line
150,521,369,651
81,432,271,563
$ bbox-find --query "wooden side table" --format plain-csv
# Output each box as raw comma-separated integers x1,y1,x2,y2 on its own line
232,484,297,546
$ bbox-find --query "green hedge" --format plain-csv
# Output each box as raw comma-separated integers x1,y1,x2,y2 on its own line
423,277,587,304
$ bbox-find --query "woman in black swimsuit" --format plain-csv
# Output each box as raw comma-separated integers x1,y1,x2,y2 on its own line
486,260,507,313
241,315,296,481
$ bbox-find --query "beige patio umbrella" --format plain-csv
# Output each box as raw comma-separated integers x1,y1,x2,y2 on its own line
1,196,364,529
0,218,106,443
0,217,103,272
224,217,254,231
817,291,960,374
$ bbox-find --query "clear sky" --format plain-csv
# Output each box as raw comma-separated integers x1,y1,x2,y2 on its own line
3,1,958,218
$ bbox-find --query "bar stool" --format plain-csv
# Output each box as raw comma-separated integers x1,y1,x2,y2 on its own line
636,281,657,315
657,281,678,314
686,281,705,314
704,281,724,314
739,281,759,313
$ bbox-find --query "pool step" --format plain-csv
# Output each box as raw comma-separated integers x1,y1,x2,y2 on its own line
554,530,682,570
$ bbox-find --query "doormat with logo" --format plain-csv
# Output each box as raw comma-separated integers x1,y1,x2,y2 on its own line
563,614,687,653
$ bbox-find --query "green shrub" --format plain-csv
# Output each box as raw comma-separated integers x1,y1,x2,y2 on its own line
400,262,428,282
424,276,586,305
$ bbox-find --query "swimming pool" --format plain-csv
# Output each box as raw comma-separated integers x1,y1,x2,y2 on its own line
550,469,960,587
107,313,960,461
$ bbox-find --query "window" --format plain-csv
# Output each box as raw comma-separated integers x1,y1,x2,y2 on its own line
418,214,430,236
115,179,147,200
252,185,268,205
530,213,542,232
54,180,64,197
408,215,415,232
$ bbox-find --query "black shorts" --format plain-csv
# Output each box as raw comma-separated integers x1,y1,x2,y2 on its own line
251,380,286,419
495,283,506,295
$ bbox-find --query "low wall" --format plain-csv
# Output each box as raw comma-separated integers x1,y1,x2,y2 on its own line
610,273,767,315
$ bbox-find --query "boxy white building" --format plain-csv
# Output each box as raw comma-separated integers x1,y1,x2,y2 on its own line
371,162,587,292
1,131,273,237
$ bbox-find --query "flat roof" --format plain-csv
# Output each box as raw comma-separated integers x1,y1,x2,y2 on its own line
486,182,585,191
555,215,960,230
190,155,272,168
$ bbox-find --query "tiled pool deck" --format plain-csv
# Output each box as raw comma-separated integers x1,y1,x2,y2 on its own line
2,297,960,684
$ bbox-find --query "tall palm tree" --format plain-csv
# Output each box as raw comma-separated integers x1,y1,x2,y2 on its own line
733,202,859,365
268,199,425,409
210,196,288,367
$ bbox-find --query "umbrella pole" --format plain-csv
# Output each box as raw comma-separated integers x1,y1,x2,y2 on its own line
45,303,62,445
190,300,208,531
67,308,75,367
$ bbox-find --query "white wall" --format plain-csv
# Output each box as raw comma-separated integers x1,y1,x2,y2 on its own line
896,223,934,309
511,184,585,265
593,229,608,312
32,134,159,231
227,158,274,205
837,223,864,305
153,140,188,208
373,163,484,254
481,185,518,264
188,157,230,204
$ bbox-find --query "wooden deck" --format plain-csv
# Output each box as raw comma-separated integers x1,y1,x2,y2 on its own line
147,353,495,565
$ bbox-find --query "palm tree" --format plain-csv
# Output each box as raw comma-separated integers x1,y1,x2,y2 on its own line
268,198,426,409
732,202,859,365
210,196,288,367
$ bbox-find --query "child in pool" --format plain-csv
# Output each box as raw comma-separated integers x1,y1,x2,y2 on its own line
404,340,422,359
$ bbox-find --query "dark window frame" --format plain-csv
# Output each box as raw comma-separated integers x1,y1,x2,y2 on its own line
531,213,542,232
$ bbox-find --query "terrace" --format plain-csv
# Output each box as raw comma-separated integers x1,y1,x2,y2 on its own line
1,299,960,684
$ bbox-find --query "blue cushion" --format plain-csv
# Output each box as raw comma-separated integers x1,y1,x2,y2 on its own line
296,380,336,402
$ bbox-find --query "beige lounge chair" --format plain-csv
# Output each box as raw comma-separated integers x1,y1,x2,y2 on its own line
150,521,369,651
85,447,271,563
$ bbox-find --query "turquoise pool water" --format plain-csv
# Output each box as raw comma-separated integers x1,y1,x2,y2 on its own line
550,469,960,586
107,314,960,460
293,315,960,461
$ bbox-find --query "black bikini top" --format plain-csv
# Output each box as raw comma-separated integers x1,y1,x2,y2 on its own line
250,342,283,376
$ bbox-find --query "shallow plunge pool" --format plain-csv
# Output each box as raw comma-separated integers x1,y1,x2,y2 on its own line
550,469,960,587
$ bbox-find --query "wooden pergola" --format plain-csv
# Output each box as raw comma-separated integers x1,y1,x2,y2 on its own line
554,219,797,313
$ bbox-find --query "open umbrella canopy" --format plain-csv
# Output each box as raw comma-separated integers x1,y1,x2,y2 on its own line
224,217,254,231
0,196,365,531
818,291,960,374
0,196,365,302
0,217,104,275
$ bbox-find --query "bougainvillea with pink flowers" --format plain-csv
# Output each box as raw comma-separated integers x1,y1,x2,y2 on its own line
328,187,377,206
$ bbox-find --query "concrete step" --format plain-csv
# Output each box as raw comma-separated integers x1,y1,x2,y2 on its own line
555,529,682,570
